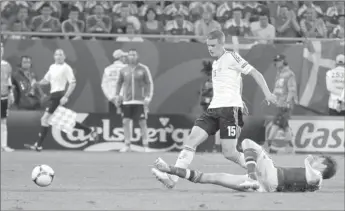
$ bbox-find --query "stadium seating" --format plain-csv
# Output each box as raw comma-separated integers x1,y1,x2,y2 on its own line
1,1,344,42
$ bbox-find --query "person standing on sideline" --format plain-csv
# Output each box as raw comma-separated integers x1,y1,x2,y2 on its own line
24,49,99,152
114,49,154,153
326,54,345,116
101,49,128,114
1,43,15,152
266,54,297,153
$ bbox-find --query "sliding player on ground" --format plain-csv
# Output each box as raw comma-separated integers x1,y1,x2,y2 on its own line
152,30,277,188
1,43,15,152
114,49,154,152
24,49,98,151
153,138,337,193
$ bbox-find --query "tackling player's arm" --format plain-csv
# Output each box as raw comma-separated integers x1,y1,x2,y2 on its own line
304,156,322,188
326,70,342,96
63,65,77,99
228,52,273,100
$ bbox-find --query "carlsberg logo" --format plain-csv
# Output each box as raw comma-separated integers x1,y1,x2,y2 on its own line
52,116,191,149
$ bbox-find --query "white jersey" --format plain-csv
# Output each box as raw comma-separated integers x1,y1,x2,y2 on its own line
326,66,345,110
44,62,76,93
209,51,253,108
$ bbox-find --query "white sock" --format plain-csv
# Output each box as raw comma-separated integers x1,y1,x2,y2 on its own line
1,121,8,147
170,146,195,183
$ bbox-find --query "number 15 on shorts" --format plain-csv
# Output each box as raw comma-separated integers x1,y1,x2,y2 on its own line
220,125,238,139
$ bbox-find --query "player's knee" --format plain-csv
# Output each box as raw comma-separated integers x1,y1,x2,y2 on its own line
184,126,208,149
122,118,131,125
241,138,257,150
138,119,147,128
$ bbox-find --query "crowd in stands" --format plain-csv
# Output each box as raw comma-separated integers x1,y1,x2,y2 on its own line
1,1,344,42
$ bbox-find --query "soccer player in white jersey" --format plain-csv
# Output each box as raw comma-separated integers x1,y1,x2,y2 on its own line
25,49,98,151
326,54,345,116
1,43,15,152
152,30,277,188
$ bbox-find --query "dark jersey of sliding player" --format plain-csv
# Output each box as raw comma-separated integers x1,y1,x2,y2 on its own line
276,167,320,192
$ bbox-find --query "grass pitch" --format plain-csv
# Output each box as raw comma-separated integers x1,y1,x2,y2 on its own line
1,151,344,210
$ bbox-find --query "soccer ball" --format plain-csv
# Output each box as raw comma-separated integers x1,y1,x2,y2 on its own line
31,165,55,187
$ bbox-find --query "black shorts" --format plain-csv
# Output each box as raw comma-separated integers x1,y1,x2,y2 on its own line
1,98,8,119
273,107,291,129
194,107,243,139
46,91,65,114
329,108,345,116
122,104,146,120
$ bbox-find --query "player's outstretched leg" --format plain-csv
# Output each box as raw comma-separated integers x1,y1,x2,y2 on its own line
152,157,259,191
153,126,209,188
241,138,264,180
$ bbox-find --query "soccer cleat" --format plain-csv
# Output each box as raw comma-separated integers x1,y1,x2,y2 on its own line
151,168,175,189
119,145,131,152
1,146,14,152
24,144,43,152
239,180,261,190
154,157,171,173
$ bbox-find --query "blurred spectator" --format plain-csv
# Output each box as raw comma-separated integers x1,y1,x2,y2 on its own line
112,6,130,34
12,56,46,110
60,1,85,22
325,1,345,33
194,9,221,42
85,1,111,15
112,1,138,16
12,7,31,33
61,6,85,40
250,11,276,44
1,1,31,24
244,1,264,23
32,1,62,19
165,12,194,42
223,7,251,37
216,1,244,24
8,21,28,40
189,2,216,23
86,5,111,40
300,8,327,38
297,1,323,19
141,8,164,37
272,4,300,40
138,1,162,21
330,15,345,39
31,3,61,39
116,23,144,42
163,2,189,22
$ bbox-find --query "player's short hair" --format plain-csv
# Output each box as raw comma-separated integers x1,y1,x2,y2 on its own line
207,30,225,44
69,6,80,13
320,155,337,179
128,48,137,53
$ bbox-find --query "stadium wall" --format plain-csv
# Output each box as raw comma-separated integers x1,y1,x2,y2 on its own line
8,111,343,153
3,39,344,115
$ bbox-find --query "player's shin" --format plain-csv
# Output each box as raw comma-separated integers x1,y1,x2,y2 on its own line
1,119,8,147
168,166,203,183
241,139,259,180
171,146,196,182
221,138,246,168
